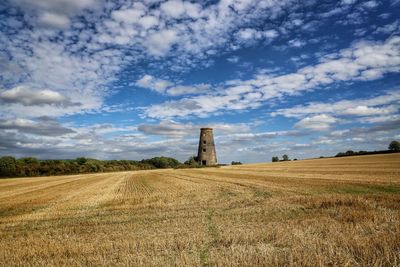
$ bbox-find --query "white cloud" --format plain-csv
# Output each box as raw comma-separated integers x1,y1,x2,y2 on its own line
358,114,400,123
160,0,185,19
0,86,76,107
237,28,263,41
136,75,172,94
235,28,279,44
273,90,399,133
167,84,210,96
111,8,145,24
374,20,400,35
138,121,253,137
183,2,202,19
273,90,400,118
13,0,96,15
227,56,240,63
264,29,279,39
0,117,75,136
344,105,395,116
135,75,210,96
38,12,71,28
295,114,337,131
139,16,159,29
288,39,306,47
362,1,379,8
145,29,178,56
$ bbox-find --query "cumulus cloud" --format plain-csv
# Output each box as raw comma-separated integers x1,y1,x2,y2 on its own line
160,0,185,19
37,12,71,28
13,0,96,28
167,84,210,96
111,6,145,24
295,114,337,131
236,28,263,41
0,117,75,136
235,28,279,44
13,0,96,13
145,29,179,56
136,75,172,94
0,86,79,107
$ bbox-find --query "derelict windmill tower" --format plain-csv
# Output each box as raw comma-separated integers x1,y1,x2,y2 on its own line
197,128,217,166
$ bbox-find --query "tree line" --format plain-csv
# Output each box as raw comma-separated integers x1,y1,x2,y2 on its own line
335,141,400,157
0,156,181,178
272,154,295,162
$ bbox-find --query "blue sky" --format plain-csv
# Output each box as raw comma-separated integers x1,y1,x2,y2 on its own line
0,0,399,163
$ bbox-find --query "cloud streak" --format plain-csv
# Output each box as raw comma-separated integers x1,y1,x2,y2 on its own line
144,36,400,119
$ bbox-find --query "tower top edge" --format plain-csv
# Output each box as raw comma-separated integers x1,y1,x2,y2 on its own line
200,128,213,131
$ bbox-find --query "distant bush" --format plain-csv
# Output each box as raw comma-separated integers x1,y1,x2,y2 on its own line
231,161,242,165
141,156,180,169
272,156,279,162
282,154,290,161
76,157,87,165
0,156,17,177
184,156,198,166
389,140,400,151
335,148,399,158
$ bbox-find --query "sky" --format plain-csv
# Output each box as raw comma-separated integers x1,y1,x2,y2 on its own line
0,0,399,163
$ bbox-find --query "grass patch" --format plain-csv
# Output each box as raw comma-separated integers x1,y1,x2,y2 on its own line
253,188,272,198
217,188,238,198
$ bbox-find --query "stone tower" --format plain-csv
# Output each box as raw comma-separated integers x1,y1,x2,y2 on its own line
197,128,217,166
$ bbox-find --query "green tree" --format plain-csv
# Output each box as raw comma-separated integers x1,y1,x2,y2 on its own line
389,140,400,151
76,157,87,165
145,157,181,168
184,156,198,166
282,154,289,161
20,157,39,164
0,156,17,177
272,156,279,162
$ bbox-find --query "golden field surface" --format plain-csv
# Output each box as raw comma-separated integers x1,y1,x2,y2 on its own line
1,154,400,266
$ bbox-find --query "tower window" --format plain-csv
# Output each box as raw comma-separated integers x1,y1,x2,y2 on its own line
203,140,206,144
203,149,206,152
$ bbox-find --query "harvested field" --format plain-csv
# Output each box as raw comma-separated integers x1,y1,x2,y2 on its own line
1,154,400,266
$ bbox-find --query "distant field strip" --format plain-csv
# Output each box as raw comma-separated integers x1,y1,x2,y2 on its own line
0,154,399,266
